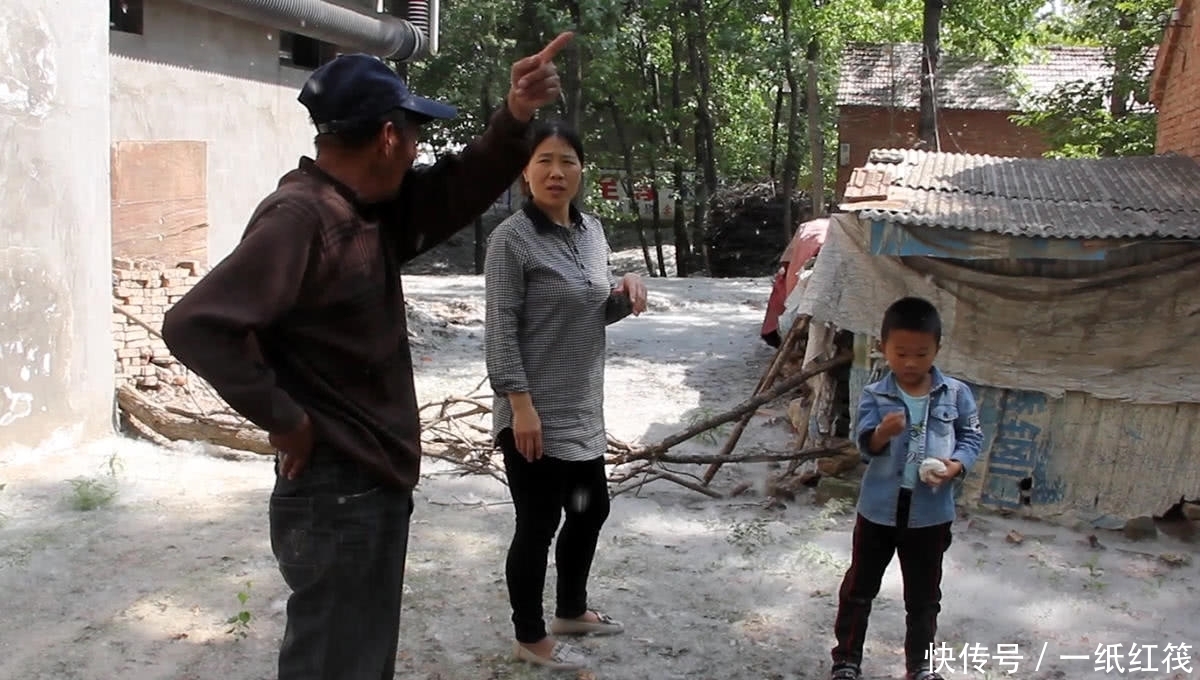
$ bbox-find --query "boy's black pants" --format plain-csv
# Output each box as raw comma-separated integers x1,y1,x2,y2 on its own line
499,428,611,644
832,489,953,674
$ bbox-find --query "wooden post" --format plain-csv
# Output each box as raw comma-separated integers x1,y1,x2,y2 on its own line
702,314,810,484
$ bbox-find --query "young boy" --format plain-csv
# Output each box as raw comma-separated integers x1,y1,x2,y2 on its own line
829,297,983,680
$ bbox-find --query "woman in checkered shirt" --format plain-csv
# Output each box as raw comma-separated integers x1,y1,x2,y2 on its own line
484,120,648,672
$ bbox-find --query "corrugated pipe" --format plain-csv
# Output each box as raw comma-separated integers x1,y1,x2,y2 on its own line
176,0,428,61
406,0,439,57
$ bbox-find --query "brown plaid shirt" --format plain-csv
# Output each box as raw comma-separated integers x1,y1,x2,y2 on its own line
163,106,530,490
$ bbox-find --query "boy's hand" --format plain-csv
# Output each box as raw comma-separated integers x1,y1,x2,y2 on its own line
929,458,964,486
877,411,907,439
868,411,906,453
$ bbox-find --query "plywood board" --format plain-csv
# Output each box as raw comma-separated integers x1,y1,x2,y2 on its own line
111,141,208,263
111,141,206,203
111,197,207,262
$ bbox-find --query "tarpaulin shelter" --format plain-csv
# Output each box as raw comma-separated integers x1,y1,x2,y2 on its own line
760,218,828,346
785,148,1200,522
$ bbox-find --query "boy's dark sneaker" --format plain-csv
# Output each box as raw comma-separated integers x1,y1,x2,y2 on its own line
829,664,861,680
906,670,945,680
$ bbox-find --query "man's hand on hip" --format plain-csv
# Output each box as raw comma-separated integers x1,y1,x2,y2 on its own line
270,412,315,480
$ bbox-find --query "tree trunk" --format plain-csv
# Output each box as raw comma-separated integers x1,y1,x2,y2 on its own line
117,385,273,455
691,119,708,273
669,21,692,278
806,35,825,218
644,57,670,278
692,21,718,194
473,217,486,275
633,26,669,278
770,84,786,184
1110,10,1134,118
563,0,585,130
779,0,800,245
918,0,944,149
475,79,496,275
687,0,717,272
516,0,542,58
647,156,668,277
608,98,655,275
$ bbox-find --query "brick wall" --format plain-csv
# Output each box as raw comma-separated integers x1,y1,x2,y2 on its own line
1154,0,1200,158
835,106,1049,198
112,257,202,390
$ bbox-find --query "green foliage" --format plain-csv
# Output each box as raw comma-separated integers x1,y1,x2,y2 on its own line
1012,78,1158,158
404,0,1139,246
64,453,122,512
66,477,117,512
1013,0,1172,158
226,581,254,639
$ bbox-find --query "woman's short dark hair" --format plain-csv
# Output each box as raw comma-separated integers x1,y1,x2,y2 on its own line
520,119,586,197
527,119,585,165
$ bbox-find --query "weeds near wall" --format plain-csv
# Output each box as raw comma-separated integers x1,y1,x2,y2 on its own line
65,453,122,511
66,478,118,511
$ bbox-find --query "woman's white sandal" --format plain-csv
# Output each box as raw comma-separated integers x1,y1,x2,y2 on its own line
550,610,624,636
512,640,587,671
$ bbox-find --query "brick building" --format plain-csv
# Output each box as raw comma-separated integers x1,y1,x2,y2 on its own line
1151,0,1200,157
834,43,1109,199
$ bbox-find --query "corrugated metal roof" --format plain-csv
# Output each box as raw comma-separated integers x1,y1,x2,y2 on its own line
837,43,1117,111
843,149,1200,239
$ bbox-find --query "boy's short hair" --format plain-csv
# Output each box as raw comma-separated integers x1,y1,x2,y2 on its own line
881,296,942,344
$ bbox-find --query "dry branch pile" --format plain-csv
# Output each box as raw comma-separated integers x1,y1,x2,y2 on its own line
706,183,809,278
114,303,855,499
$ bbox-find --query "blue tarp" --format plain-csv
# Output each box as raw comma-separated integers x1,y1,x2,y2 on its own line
868,220,1128,260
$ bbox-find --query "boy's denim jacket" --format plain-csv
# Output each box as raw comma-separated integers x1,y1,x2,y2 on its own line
854,366,984,528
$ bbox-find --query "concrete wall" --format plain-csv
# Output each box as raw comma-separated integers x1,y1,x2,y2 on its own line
835,105,1049,199
0,3,114,446
109,0,315,261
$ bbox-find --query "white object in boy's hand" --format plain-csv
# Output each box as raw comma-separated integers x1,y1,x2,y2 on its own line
919,457,947,486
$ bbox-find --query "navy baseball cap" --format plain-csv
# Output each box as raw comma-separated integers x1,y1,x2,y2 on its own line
298,53,456,133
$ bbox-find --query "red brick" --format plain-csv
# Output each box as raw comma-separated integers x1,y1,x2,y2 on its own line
835,106,1049,198
1155,0,1200,158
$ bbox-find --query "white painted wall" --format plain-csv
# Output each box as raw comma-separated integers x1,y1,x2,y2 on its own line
109,0,316,260
0,3,114,446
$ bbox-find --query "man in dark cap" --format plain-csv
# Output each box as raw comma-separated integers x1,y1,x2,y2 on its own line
162,33,574,680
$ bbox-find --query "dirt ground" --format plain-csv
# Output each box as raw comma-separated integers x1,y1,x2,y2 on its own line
1,274,1198,680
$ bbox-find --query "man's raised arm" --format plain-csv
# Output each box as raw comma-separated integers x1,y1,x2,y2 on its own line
387,32,575,262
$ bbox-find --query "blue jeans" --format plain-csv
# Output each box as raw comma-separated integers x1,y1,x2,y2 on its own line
269,454,413,679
